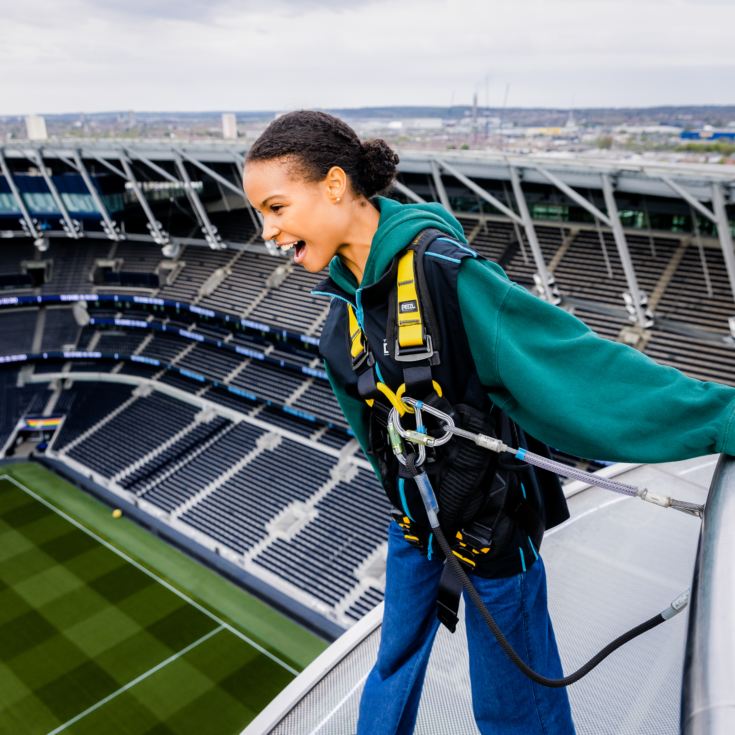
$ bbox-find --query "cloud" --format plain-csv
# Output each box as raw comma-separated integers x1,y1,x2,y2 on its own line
0,0,733,114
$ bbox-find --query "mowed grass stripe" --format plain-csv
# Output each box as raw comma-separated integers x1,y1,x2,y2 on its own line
4,462,325,669
0,470,311,734
0,474,298,677
55,626,295,735
46,625,225,735
0,479,234,733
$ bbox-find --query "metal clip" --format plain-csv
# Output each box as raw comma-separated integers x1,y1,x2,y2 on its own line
387,413,426,468
391,396,455,447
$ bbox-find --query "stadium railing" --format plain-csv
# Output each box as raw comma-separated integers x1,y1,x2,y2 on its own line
681,453,735,734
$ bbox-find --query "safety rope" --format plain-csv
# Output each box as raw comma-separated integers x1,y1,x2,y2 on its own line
403,453,691,687
390,397,704,518
387,393,696,687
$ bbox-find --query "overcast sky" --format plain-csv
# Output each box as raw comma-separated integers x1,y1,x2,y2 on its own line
1,0,733,115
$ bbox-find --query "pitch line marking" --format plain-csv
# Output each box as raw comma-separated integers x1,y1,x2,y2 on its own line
46,625,225,735
0,474,299,676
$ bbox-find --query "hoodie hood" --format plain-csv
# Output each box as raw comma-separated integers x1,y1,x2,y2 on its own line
327,195,467,297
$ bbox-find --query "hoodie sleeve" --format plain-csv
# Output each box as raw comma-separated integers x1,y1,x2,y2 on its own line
457,257,735,463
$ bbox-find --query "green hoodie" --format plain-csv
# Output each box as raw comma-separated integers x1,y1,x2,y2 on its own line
321,196,735,467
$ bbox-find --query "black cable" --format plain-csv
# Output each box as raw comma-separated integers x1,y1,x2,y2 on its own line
432,523,667,687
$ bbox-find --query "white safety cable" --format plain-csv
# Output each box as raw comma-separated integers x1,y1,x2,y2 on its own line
390,399,704,518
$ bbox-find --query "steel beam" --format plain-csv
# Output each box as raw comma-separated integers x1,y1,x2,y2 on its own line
29,150,81,238
133,154,181,185
230,150,245,172
119,156,170,247
534,165,612,227
93,155,127,180
73,150,121,241
173,156,223,249
435,158,522,225
57,154,79,172
178,150,265,242
0,149,42,240
711,183,735,305
508,165,559,303
392,179,425,203
601,174,649,328
659,175,717,225
176,150,245,199
430,159,452,212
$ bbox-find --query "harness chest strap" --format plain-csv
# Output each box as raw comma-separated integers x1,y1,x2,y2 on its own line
341,233,537,631
346,243,439,414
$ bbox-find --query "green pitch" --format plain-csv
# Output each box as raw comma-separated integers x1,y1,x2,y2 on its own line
0,462,327,735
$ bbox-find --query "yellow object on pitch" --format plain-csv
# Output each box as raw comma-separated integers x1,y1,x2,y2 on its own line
112,509,123,519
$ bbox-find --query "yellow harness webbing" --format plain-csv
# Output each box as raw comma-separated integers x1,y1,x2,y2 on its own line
345,248,441,416
396,249,425,349
347,303,366,363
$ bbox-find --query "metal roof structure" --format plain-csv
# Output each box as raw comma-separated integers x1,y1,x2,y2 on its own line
1,142,733,330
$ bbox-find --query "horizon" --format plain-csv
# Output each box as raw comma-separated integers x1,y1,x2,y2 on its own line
6,103,735,120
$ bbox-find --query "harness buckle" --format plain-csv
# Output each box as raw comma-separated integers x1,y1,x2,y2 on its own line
454,521,493,566
351,348,374,371
393,334,434,363
390,510,425,551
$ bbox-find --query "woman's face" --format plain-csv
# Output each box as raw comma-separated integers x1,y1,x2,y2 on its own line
244,157,349,273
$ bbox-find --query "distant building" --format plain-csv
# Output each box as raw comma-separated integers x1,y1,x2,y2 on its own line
25,115,48,141
222,113,238,140
681,125,735,142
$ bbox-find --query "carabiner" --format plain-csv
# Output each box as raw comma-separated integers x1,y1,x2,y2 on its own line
399,397,455,447
387,412,426,467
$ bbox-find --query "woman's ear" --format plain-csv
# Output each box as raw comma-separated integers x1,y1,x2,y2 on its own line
324,165,348,203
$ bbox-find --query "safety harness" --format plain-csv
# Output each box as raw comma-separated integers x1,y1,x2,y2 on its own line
343,229,547,631
317,227,699,685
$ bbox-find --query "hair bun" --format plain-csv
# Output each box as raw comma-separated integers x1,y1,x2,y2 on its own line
359,138,400,198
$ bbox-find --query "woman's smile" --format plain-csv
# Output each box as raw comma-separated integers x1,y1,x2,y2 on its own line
244,157,378,279
275,238,307,262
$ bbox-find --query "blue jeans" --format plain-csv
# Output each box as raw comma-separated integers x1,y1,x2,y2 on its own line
357,522,576,735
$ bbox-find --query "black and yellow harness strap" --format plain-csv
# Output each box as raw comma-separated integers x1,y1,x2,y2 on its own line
347,303,367,365
347,300,442,418
396,249,426,350
345,247,442,418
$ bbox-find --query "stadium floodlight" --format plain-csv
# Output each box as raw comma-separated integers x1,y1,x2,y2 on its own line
61,217,83,239
532,273,561,305
265,239,287,258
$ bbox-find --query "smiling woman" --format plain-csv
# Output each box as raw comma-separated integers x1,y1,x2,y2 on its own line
237,109,735,735
243,110,397,280
239,109,580,735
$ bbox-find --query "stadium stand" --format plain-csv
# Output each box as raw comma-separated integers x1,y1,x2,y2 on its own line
1,151,733,633
64,392,198,476
0,308,38,352
253,467,390,607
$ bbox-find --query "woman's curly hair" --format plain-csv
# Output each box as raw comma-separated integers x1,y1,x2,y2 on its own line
246,110,399,198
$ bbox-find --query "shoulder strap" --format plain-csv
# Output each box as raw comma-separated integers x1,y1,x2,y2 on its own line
347,303,370,369
389,228,444,363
